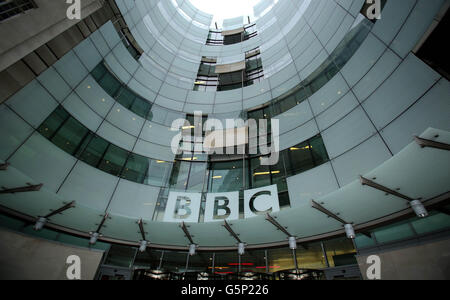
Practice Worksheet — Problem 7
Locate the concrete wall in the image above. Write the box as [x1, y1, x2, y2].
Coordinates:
[0, 228, 104, 280]
[357, 238, 450, 280]
[0, 0, 103, 71]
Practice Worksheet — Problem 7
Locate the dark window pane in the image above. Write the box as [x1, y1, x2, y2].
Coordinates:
[310, 135, 329, 165]
[38, 106, 69, 139]
[285, 141, 315, 175]
[91, 63, 107, 81]
[98, 72, 121, 96]
[278, 191, 291, 208]
[250, 157, 271, 188]
[116, 87, 135, 109]
[98, 144, 128, 176]
[51, 117, 88, 155]
[130, 97, 151, 118]
[78, 135, 109, 167]
[169, 160, 191, 191]
[121, 153, 149, 184]
[208, 160, 245, 192]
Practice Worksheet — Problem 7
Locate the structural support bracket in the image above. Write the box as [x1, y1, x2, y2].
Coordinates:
[265, 213, 292, 237]
[138, 218, 147, 241]
[181, 222, 195, 245]
[414, 136, 450, 151]
[0, 183, 43, 194]
[311, 200, 348, 225]
[94, 213, 109, 233]
[0, 163, 9, 170]
[360, 176, 413, 202]
[45, 201, 75, 218]
[223, 220, 242, 243]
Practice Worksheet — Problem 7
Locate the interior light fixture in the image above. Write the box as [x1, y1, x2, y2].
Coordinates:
[410, 200, 428, 218]
[33, 217, 47, 231]
[238, 243, 245, 256]
[344, 224, 356, 239]
[139, 240, 148, 252]
[89, 232, 100, 245]
[189, 244, 197, 256]
[288, 236, 297, 250]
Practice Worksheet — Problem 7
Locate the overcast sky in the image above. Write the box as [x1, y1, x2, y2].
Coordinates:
[189, 0, 261, 26]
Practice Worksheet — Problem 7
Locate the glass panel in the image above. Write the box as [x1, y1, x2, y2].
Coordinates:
[104, 245, 136, 268]
[208, 160, 245, 192]
[410, 213, 450, 235]
[323, 237, 357, 267]
[250, 157, 271, 188]
[51, 117, 88, 155]
[98, 144, 129, 176]
[78, 134, 109, 167]
[98, 72, 121, 97]
[169, 160, 191, 191]
[116, 87, 135, 109]
[146, 160, 172, 187]
[38, 106, 69, 139]
[285, 141, 315, 176]
[187, 162, 207, 192]
[310, 135, 329, 165]
[130, 97, 151, 119]
[91, 63, 107, 81]
[373, 222, 415, 244]
[121, 153, 149, 184]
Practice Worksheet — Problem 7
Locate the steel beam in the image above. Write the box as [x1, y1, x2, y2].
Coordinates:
[223, 220, 242, 243]
[181, 222, 194, 244]
[265, 213, 292, 236]
[311, 200, 348, 224]
[45, 201, 75, 218]
[360, 176, 413, 202]
[414, 136, 450, 151]
[138, 218, 147, 241]
[0, 183, 43, 194]
[95, 213, 109, 233]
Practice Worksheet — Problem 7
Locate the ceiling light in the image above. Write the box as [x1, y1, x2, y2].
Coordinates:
[89, 232, 100, 245]
[34, 217, 47, 231]
[189, 244, 197, 256]
[410, 200, 428, 218]
[238, 243, 245, 256]
[139, 240, 148, 252]
[344, 224, 356, 239]
[288, 236, 297, 250]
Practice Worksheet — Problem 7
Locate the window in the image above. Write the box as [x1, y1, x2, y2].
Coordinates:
[38, 107, 330, 219]
[194, 48, 264, 92]
[0, 0, 37, 22]
[415, 8, 449, 80]
[206, 24, 258, 46]
[91, 62, 153, 120]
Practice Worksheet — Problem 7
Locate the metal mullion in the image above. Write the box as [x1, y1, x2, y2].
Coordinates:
[96, 143, 112, 169]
